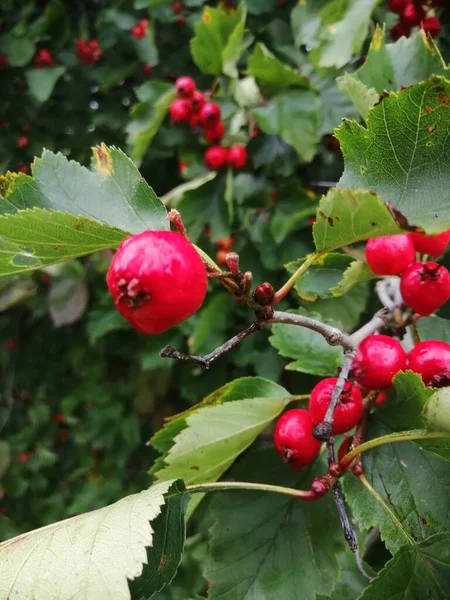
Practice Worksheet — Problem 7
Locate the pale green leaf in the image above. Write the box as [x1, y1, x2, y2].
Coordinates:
[336, 73, 379, 121]
[26, 66, 66, 103]
[330, 259, 377, 297]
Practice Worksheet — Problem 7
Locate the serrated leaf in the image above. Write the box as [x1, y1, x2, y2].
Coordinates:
[252, 90, 320, 162]
[1, 145, 168, 233]
[357, 533, 450, 600]
[337, 76, 450, 234]
[357, 27, 448, 94]
[313, 188, 401, 253]
[205, 450, 344, 600]
[336, 73, 379, 121]
[26, 66, 66, 103]
[0, 209, 126, 279]
[417, 315, 450, 344]
[330, 259, 376, 297]
[247, 42, 309, 97]
[269, 309, 344, 376]
[286, 253, 354, 301]
[0, 480, 185, 600]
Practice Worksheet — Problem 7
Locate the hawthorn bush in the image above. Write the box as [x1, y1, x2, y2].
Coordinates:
[1, 0, 450, 599]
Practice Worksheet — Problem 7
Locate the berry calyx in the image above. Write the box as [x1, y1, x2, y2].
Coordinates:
[400, 262, 450, 316]
[352, 335, 408, 389]
[199, 102, 221, 126]
[402, 3, 425, 26]
[310, 477, 328, 498]
[175, 76, 196, 98]
[421, 17, 441, 38]
[204, 146, 229, 170]
[309, 378, 364, 434]
[254, 282, 275, 305]
[273, 409, 321, 469]
[107, 230, 207, 335]
[204, 121, 226, 144]
[329, 462, 342, 477]
[408, 341, 450, 386]
[410, 228, 450, 257]
[365, 233, 415, 275]
[228, 145, 248, 170]
[169, 98, 192, 123]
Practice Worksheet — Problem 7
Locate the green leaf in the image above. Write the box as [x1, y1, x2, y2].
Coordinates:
[247, 42, 309, 97]
[87, 308, 130, 344]
[26, 66, 66, 103]
[304, 283, 370, 332]
[222, 5, 252, 80]
[317, 550, 374, 600]
[286, 253, 354, 301]
[357, 533, 450, 600]
[133, 22, 159, 66]
[313, 188, 400, 254]
[336, 73, 379, 121]
[0, 33, 35, 66]
[337, 76, 450, 234]
[0, 480, 185, 600]
[0, 209, 126, 279]
[329, 259, 376, 297]
[417, 315, 450, 344]
[127, 82, 176, 164]
[0, 441, 10, 479]
[357, 27, 448, 94]
[315, 75, 361, 136]
[1, 145, 168, 233]
[252, 90, 320, 162]
[205, 450, 345, 600]
[269, 309, 344, 376]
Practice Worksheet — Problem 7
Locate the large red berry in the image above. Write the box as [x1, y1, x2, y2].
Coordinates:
[273, 409, 321, 469]
[107, 230, 207, 335]
[204, 146, 229, 170]
[411, 229, 450, 256]
[204, 121, 225, 144]
[352, 335, 407, 389]
[400, 262, 450, 316]
[309, 378, 364, 434]
[228, 145, 248, 170]
[169, 98, 192, 123]
[175, 76, 196, 98]
[199, 102, 221, 126]
[365, 234, 415, 275]
[402, 3, 425, 26]
[388, 0, 410, 14]
[408, 341, 450, 386]
[421, 17, 441, 38]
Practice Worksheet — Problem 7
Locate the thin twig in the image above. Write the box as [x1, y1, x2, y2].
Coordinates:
[332, 481, 358, 552]
[348, 308, 389, 346]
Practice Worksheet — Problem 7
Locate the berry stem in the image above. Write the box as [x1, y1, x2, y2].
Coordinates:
[185, 480, 314, 500]
[331, 481, 358, 552]
[270, 253, 322, 306]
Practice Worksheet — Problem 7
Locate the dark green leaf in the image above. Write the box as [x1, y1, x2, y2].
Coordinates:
[330, 260, 377, 297]
[26, 67, 66, 103]
[188, 294, 234, 355]
[286, 253, 354, 300]
[417, 315, 450, 344]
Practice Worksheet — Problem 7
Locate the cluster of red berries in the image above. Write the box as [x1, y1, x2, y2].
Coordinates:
[131, 18, 149, 39]
[76, 39, 103, 65]
[366, 229, 450, 316]
[33, 49, 53, 69]
[389, 0, 443, 40]
[169, 76, 248, 171]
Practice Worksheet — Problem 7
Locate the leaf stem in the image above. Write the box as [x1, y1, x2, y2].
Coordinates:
[343, 430, 450, 463]
[270, 253, 320, 306]
[185, 481, 315, 500]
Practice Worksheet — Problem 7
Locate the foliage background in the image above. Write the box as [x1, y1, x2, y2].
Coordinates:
[1, 0, 450, 598]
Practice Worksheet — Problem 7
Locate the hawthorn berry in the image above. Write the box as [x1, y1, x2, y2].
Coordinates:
[254, 282, 275, 305]
[107, 230, 207, 335]
[142, 64, 153, 76]
[352, 463, 364, 477]
[18, 164, 28, 174]
[76, 39, 102, 64]
[216, 236, 233, 252]
[411, 229, 450, 256]
[309, 378, 364, 434]
[365, 233, 415, 275]
[400, 262, 450, 316]
[408, 341, 450, 386]
[178, 160, 188, 174]
[204, 146, 228, 170]
[199, 102, 221, 126]
[228, 145, 248, 170]
[191, 91, 206, 111]
[18, 452, 29, 463]
[177, 16, 186, 27]
[34, 49, 53, 69]
[3, 339, 16, 351]
[352, 335, 408, 389]
[189, 113, 202, 129]
[402, 3, 425, 25]
[375, 391, 388, 406]
[175, 76, 196, 98]
[172, 1, 183, 14]
[216, 250, 229, 265]
[17, 136, 29, 149]
[388, 0, 410, 13]
[390, 20, 411, 41]
[421, 17, 441, 38]
[273, 409, 321, 469]
[204, 121, 225, 144]
[169, 98, 192, 123]
[0, 53, 7, 69]
[131, 19, 148, 39]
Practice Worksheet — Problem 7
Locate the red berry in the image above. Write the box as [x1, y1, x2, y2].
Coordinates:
[204, 121, 225, 144]
[177, 16, 186, 27]
[138, 19, 149, 28]
[403, 3, 425, 25]
[254, 282, 275, 305]
[390, 20, 411, 41]
[216, 236, 233, 251]
[53, 414, 66, 425]
[131, 24, 146, 39]
[352, 335, 408, 389]
[421, 17, 441, 38]
[107, 231, 207, 335]
[34, 49, 53, 69]
[3, 339, 16, 351]
[17, 136, 28, 149]
[172, 1, 183, 14]
[310, 477, 328, 497]
[352, 463, 364, 477]
[0, 53, 7, 69]
[309, 378, 364, 434]
[169, 98, 192, 123]
[216, 250, 228, 265]
[388, 0, 410, 14]
[191, 91, 206, 111]
[228, 145, 248, 170]
[329, 462, 342, 477]
[204, 146, 229, 170]
[365, 234, 415, 275]
[175, 76, 196, 98]
[375, 391, 388, 406]
[199, 102, 221, 126]
[142, 64, 153, 75]
[18, 164, 28, 174]
[400, 262, 450, 316]
[273, 409, 322, 469]
[411, 229, 450, 256]
[408, 341, 450, 385]
[338, 437, 353, 465]
[178, 160, 188, 174]
[18, 452, 29, 463]
[189, 113, 202, 128]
